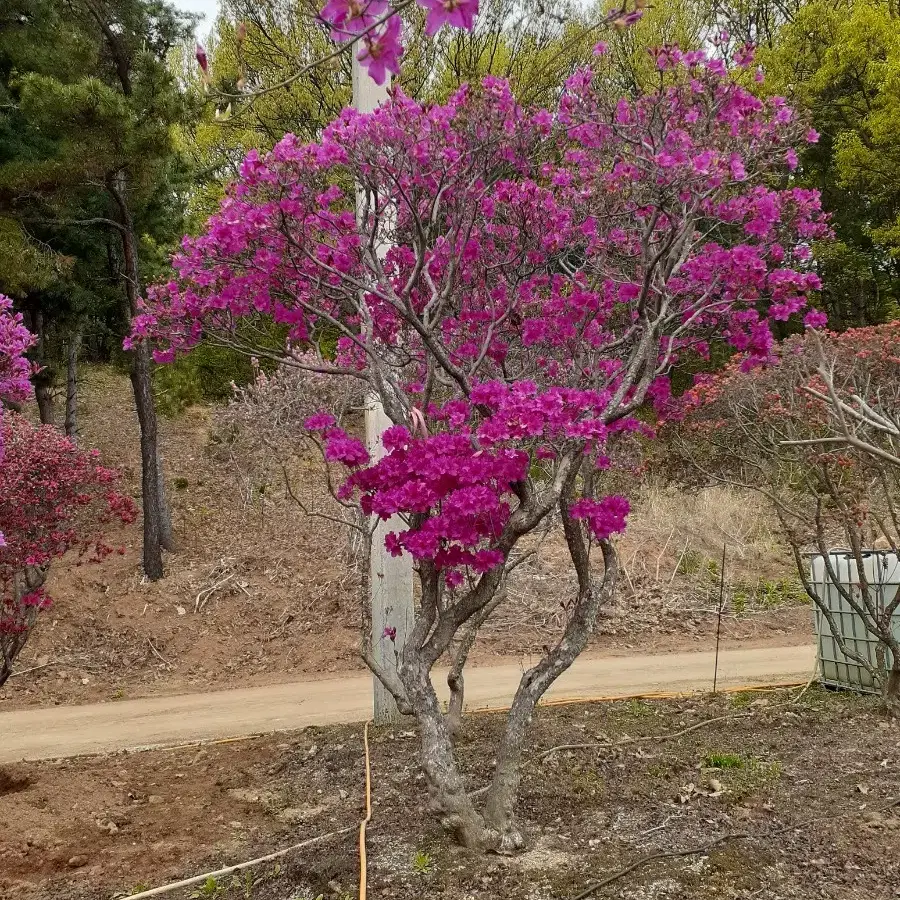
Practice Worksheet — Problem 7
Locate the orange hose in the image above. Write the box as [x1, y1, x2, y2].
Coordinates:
[468, 680, 807, 716]
[358, 720, 372, 900]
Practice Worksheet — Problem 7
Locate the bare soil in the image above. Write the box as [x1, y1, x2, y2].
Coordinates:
[1, 687, 898, 900]
[2, 368, 812, 711]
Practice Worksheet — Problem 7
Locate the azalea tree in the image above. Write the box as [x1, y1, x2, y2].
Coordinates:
[133, 49, 827, 850]
[668, 323, 900, 706]
[0, 295, 136, 686]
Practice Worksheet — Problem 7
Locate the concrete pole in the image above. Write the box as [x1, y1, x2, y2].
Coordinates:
[352, 54, 415, 725]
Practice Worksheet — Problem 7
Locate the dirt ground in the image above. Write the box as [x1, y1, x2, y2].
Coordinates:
[2, 368, 813, 711]
[1, 686, 898, 900]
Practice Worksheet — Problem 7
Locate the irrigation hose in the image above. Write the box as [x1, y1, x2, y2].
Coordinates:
[359, 720, 373, 900]
[123, 826, 354, 899]
[468, 679, 807, 716]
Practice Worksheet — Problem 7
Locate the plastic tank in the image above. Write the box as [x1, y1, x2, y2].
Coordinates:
[810, 551, 900, 693]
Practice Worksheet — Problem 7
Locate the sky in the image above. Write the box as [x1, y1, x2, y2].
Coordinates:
[178, 0, 221, 39]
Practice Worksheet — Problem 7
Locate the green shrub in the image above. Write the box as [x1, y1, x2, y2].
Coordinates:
[730, 577, 808, 614]
[676, 549, 720, 579]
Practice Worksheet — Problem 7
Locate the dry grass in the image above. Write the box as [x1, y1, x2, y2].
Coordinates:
[619, 483, 786, 586]
[488, 483, 803, 649]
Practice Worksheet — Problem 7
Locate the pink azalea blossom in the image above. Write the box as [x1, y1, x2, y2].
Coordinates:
[0, 294, 35, 544]
[304, 412, 337, 430]
[803, 308, 828, 328]
[418, 0, 479, 37]
[1, 412, 135, 678]
[0, 295, 33, 410]
[321, 0, 388, 40]
[356, 13, 402, 84]
[734, 42, 756, 68]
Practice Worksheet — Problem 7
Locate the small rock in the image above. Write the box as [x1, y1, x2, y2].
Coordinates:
[856, 783, 870, 795]
[708, 777, 725, 794]
[147, 795, 163, 805]
[749, 698, 770, 708]
[175, 605, 187, 616]
[339, 789, 348, 801]
[67, 855, 88, 868]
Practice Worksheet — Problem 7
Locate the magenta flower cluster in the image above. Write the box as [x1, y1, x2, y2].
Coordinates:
[0, 293, 35, 547]
[320, 0, 479, 84]
[305, 379, 647, 573]
[132, 50, 830, 582]
[0, 295, 33, 415]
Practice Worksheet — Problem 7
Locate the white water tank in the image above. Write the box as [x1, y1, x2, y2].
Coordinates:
[810, 551, 900, 693]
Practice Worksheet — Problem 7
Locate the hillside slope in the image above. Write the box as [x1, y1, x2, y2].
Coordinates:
[2, 368, 811, 709]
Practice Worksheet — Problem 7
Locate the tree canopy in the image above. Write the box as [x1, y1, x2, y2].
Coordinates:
[761, 0, 900, 326]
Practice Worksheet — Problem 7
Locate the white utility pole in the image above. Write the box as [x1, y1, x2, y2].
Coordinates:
[352, 54, 415, 725]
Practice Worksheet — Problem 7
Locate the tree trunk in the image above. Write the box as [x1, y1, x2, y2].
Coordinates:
[34, 378, 55, 427]
[64, 328, 81, 439]
[31, 308, 55, 426]
[447, 586, 507, 740]
[156, 449, 174, 551]
[885, 652, 900, 717]
[130, 343, 165, 580]
[391, 533, 617, 853]
[482, 532, 618, 851]
[108, 171, 170, 580]
[0, 567, 48, 688]
[402, 660, 490, 849]
[446, 664, 465, 741]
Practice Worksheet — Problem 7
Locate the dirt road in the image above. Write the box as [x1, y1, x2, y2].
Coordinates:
[0, 644, 815, 763]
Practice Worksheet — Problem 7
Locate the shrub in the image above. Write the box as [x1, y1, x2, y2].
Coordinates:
[0, 413, 135, 686]
[670, 323, 900, 706]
